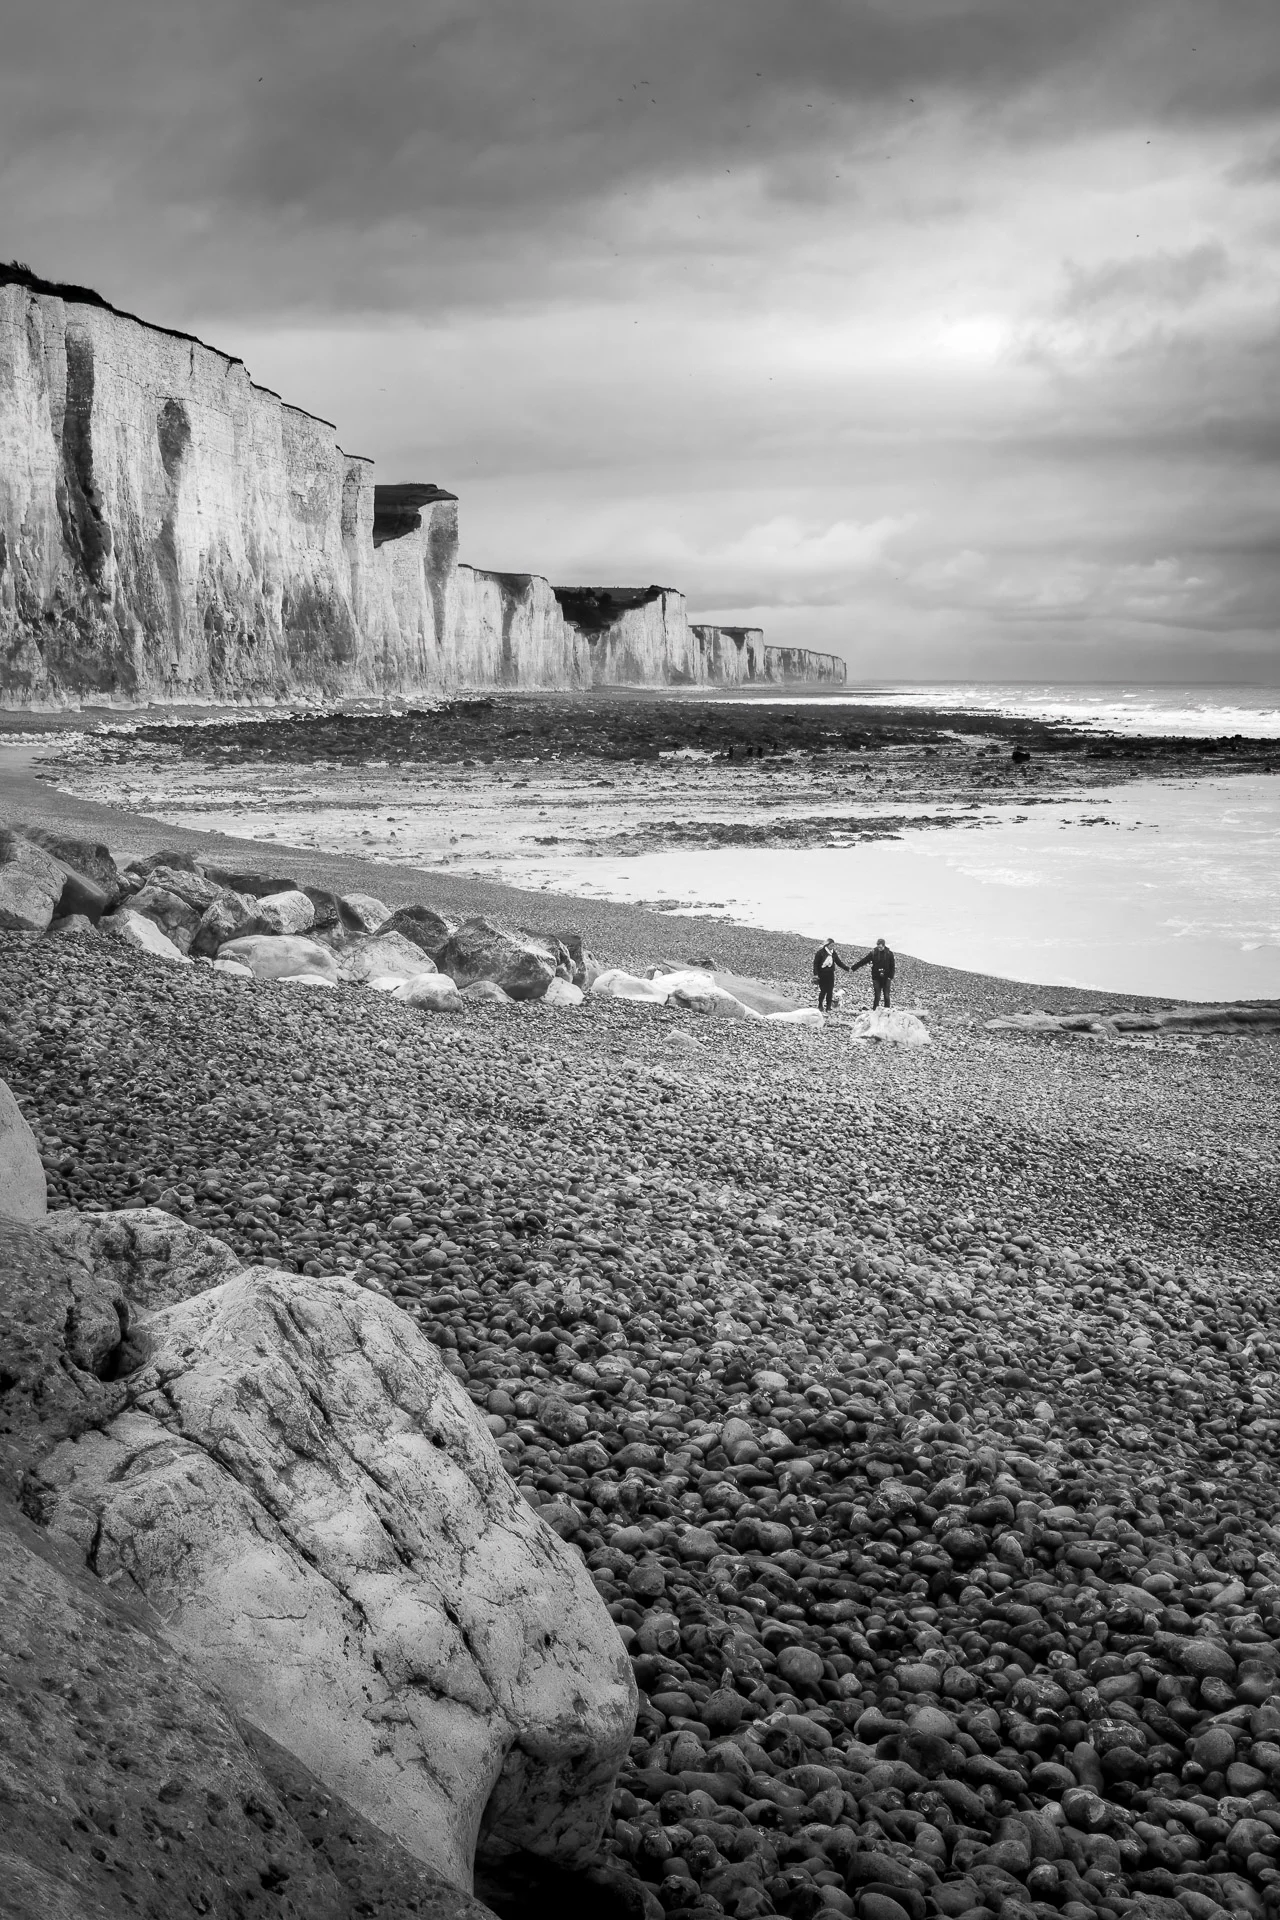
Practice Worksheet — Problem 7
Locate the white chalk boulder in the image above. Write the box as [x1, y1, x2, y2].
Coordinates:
[851, 1009, 931, 1048]
[0, 1079, 46, 1220]
[590, 969, 670, 1003]
[340, 892, 390, 934]
[33, 1271, 635, 1894]
[712, 971, 807, 1017]
[216, 935, 340, 983]
[342, 932, 440, 984]
[39, 1206, 243, 1312]
[461, 980, 514, 1005]
[391, 973, 463, 1012]
[541, 978, 584, 1008]
[252, 889, 317, 936]
[105, 908, 193, 965]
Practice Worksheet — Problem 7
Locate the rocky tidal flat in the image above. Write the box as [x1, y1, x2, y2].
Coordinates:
[2, 818, 1279, 1920]
[25, 692, 1279, 885]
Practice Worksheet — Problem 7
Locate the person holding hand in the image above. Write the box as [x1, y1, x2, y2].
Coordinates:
[852, 937, 895, 1008]
[812, 937, 849, 1013]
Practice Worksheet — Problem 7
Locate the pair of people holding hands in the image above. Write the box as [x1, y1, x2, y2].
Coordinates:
[812, 936, 895, 1014]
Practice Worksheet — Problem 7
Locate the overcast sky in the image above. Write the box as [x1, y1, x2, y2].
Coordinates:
[5, 0, 1278, 680]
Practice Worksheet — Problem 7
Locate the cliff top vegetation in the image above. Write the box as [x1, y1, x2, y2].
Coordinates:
[1, 260, 113, 309]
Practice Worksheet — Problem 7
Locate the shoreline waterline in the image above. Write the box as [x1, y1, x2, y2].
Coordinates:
[5, 682, 1278, 1004]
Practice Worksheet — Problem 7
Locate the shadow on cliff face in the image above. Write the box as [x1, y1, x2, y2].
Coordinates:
[475, 1852, 646, 1920]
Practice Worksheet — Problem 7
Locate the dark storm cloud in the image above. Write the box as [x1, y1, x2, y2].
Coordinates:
[2, 0, 1277, 674]
[3, 0, 1278, 318]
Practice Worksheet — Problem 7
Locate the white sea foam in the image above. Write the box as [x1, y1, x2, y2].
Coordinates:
[706, 681, 1280, 740]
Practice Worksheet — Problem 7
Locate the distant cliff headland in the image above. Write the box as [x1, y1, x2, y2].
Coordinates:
[0, 266, 844, 707]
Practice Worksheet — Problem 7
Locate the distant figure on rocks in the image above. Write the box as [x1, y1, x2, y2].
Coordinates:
[852, 937, 895, 1008]
[812, 937, 849, 1013]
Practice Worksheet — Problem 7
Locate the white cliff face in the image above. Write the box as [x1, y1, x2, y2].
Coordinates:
[0, 281, 844, 703]
[0, 285, 369, 703]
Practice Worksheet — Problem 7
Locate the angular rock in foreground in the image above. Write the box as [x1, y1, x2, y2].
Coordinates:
[32, 1269, 637, 1894]
[0, 1501, 496, 1920]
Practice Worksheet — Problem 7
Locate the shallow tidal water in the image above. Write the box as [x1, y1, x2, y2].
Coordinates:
[499, 776, 1280, 1001]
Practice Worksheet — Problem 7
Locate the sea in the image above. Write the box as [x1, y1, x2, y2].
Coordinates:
[709, 681, 1280, 741]
[506, 683, 1280, 1001]
[42, 680, 1280, 1003]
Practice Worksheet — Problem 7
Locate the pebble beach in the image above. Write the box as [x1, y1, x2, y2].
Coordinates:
[3, 722, 1280, 1920]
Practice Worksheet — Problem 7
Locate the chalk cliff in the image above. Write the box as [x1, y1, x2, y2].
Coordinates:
[0, 276, 845, 704]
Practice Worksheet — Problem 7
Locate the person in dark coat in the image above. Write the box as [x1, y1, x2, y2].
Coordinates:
[811, 937, 849, 1013]
[852, 937, 895, 1008]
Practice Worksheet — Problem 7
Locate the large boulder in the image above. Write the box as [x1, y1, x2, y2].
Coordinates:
[551, 932, 601, 991]
[392, 974, 463, 1012]
[0, 1215, 129, 1485]
[216, 935, 340, 983]
[18, 829, 124, 919]
[303, 886, 350, 939]
[343, 931, 441, 984]
[39, 1207, 242, 1313]
[127, 883, 203, 950]
[0, 831, 63, 932]
[254, 889, 317, 936]
[461, 980, 513, 1004]
[341, 892, 390, 934]
[137, 864, 226, 915]
[103, 908, 192, 965]
[651, 969, 757, 1018]
[542, 978, 584, 1008]
[31, 1270, 636, 1894]
[201, 862, 301, 899]
[711, 970, 807, 1017]
[381, 904, 455, 960]
[121, 848, 203, 885]
[437, 919, 557, 1002]
[851, 1008, 931, 1047]
[0, 1079, 46, 1221]
[191, 887, 259, 955]
[1, 1504, 493, 1920]
[590, 969, 669, 1003]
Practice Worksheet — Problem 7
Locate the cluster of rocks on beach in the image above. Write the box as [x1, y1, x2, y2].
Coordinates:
[2, 818, 1279, 1920]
